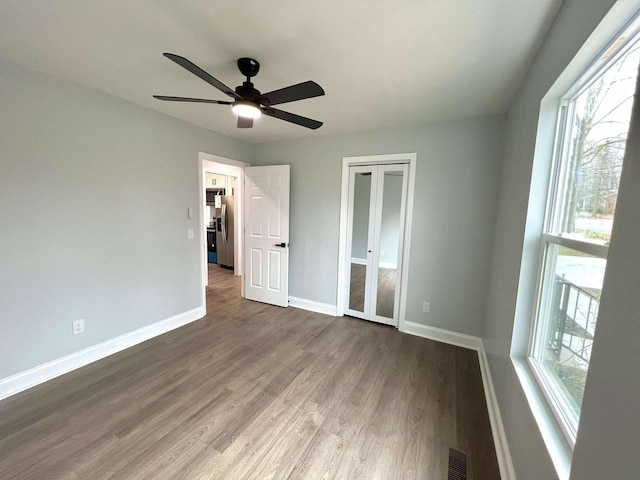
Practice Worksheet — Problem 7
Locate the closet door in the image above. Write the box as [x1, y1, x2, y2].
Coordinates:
[345, 166, 376, 320]
[345, 164, 408, 325]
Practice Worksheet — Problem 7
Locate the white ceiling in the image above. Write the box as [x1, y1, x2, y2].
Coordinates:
[0, 0, 563, 144]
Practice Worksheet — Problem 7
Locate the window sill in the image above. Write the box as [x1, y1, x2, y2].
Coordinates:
[511, 357, 573, 480]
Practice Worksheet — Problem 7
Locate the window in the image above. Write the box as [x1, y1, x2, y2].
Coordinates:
[528, 28, 640, 442]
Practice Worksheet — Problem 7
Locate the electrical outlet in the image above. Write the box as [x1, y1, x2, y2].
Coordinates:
[380, 250, 385, 256]
[187, 228, 195, 240]
[72, 319, 85, 335]
[422, 302, 431, 313]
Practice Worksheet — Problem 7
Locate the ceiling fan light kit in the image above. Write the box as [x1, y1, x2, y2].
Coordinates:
[232, 100, 262, 119]
[154, 53, 325, 129]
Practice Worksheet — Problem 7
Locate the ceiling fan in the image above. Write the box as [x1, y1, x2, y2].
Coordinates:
[154, 53, 325, 129]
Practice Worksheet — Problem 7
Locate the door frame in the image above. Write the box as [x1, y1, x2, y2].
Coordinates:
[198, 152, 249, 311]
[336, 153, 417, 330]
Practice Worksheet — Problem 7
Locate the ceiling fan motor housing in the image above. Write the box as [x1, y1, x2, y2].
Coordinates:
[235, 81, 261, 101]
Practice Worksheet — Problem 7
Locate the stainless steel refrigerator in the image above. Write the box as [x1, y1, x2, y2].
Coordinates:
[216, 196, 235, 268]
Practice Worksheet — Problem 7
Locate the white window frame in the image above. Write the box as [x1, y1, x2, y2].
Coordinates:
[526, 17, 640, 446]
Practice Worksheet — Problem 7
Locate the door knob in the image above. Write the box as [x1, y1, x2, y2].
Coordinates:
[274, 242, 289, 248]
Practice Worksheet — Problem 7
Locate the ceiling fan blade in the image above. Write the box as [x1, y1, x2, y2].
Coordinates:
[262, 107, 323, 130]
[163, 53, 240, 99]
[153, 95, 232, 105]
[237, 116, 253, 128]
[260, 81, 325, 106]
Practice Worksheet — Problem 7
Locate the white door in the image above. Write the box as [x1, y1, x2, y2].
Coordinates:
[243, 165, 290, 307]
[344, 164, 409, 325]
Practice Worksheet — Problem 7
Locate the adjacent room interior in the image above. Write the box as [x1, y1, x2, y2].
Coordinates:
[2, 1, 640, 479]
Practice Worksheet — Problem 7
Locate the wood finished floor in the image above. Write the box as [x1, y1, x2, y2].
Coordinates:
[0, 265, 500, 479]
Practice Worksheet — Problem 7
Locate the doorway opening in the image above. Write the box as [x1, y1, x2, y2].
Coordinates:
[337, 153, 416, 329]
[199, 152, 249, 312]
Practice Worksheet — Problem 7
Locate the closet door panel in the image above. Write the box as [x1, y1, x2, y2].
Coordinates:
[375, 166, 408, 321]
[346, 169, 374, 317]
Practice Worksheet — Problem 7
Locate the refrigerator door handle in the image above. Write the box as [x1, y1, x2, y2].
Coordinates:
[221, 204, 227, 242]
[225, 204, 229, 242]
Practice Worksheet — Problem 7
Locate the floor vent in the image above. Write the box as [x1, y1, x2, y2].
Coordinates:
[448, 448, 469, 480]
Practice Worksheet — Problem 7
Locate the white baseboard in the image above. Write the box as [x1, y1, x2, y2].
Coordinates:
[288, 296, 337, 316]
[400, 320, 515, 479]
[477, 345, 517, 480]
[350, 257, 366, 265]
[0, 306, 205, 401]
[400, 320, 483, 350]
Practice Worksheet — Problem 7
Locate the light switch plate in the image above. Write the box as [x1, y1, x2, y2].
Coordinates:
[187, 206, 194, 219]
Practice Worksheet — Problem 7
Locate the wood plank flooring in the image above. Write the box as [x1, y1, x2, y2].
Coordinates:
[0, 265, 500, 479]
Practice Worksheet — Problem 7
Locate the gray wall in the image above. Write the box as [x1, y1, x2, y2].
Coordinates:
[482, 0, 640, 478]
[0, 59, 252, 378]
[253, 115, 505, 337]
[0, 56, 504, 379]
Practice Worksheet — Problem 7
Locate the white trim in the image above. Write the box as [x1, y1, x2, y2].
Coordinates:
[400, 321, 516, 480]
[400, 320, 483, 350]
[0, 307, 205, 401]
[198, 152, 249, 304]
[398, 158, 416, 332]
[527, 355, 578, 445]
[337, 160, 351, 316]
[513, 358, 572, 480]
[288, 296, 337, 316]
[342, 153, 417, 164]
[350, 257, 367, 265]
[542, 233, 609, 258]
[478, 346, 518, 480]
[199, 158, 206, 296]
[199, 151, 249, 168]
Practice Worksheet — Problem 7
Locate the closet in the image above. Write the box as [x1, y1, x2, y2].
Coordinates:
[344, 163, 409, 325]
